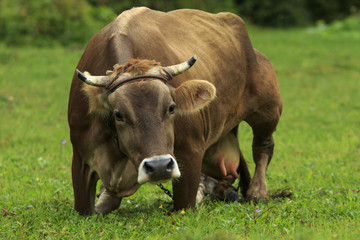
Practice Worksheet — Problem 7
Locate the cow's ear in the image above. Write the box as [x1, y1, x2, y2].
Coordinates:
[82, 72, 111, 117]
[174, 80, 216, 113]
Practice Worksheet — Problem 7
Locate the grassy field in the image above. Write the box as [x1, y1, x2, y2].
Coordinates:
[1, 26, 359, 239]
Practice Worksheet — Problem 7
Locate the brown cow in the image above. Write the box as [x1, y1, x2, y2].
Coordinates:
[68, 7, 282, 215]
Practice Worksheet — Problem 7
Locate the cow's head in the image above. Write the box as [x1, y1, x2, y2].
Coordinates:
[76, 56, 216, 185]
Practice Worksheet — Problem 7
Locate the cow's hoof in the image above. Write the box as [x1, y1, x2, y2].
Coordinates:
[246, 193, 268, 204]
[246, 182, 268, 204]
[224, 189, 239, 202]
[210, 179, 239, 202]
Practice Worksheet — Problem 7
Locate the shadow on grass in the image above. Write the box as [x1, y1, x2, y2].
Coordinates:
[110, 188, 294, 218]
[269, 188, 293, 199]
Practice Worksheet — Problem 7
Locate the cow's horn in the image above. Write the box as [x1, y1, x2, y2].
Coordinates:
[163, 54, 197, 76]
[76, 69, 111, 87]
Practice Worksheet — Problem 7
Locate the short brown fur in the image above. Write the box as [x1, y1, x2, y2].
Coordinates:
[68, 7, 282, 215]
[112, 59, 161, 76]
[82, 59, 162, 116]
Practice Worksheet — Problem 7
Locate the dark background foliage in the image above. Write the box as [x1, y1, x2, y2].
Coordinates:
[0, 0, 359, 46]
[236, 0, 359, 27]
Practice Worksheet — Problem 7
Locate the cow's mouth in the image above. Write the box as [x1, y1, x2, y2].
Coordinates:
[137, 154, 181, 184]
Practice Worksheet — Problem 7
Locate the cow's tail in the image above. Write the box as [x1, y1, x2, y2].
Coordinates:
[237, 150, 251, 197]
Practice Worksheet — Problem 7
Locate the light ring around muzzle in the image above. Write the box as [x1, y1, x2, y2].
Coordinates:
[138, 154, 181, 184]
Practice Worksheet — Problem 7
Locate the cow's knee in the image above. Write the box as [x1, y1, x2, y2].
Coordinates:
[95, 185, 122, 215]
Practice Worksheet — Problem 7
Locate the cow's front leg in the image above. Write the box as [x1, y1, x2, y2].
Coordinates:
[72, 151, 98, 215]
[246, 131, 275, 203]
[172, 151, 203, 210]
[95, 185, 122, 215]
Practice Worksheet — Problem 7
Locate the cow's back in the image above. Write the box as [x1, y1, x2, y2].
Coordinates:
[69, 7, 263, 151]
[68, 8, 282, 214]
[115, 8, 257, 85]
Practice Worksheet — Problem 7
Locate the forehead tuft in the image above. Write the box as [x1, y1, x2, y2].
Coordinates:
[113, 59, 161, 76]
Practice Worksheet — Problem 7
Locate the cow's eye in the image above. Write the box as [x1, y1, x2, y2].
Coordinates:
[114, 111, 124, 122]
[169, 104, 176, 115]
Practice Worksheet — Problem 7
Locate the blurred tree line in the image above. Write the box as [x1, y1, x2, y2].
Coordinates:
[0, 0, 359, 46]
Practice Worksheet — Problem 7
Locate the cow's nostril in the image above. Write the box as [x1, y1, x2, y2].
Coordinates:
[166, 159, 174, 172]
[144, 162, 154, 175]
[138, 155, 180, 184]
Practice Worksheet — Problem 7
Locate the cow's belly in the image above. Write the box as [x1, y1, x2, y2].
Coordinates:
[202, 132, 240, 180]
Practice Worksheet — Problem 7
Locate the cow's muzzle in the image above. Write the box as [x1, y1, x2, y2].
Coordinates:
[138, 155, 181, 184]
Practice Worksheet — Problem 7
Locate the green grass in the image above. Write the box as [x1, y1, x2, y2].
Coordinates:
[1, 27, 360, 239]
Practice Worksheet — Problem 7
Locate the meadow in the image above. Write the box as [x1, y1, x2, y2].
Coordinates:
[0, 26, 359, 239]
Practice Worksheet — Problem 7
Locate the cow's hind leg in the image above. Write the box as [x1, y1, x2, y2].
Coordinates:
[210, 178, 239, 202]
[198, 127, 251, 203]
[72, 151, 98, 215]
[246, 117, 279, 203]
[237, 149, 251, 197]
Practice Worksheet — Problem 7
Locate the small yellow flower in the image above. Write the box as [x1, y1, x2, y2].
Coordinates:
[159, 204, 163, 209]
[180, 210, 185, 215]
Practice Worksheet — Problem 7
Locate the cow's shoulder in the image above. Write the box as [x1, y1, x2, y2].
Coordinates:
[216, 11, 246, 26]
